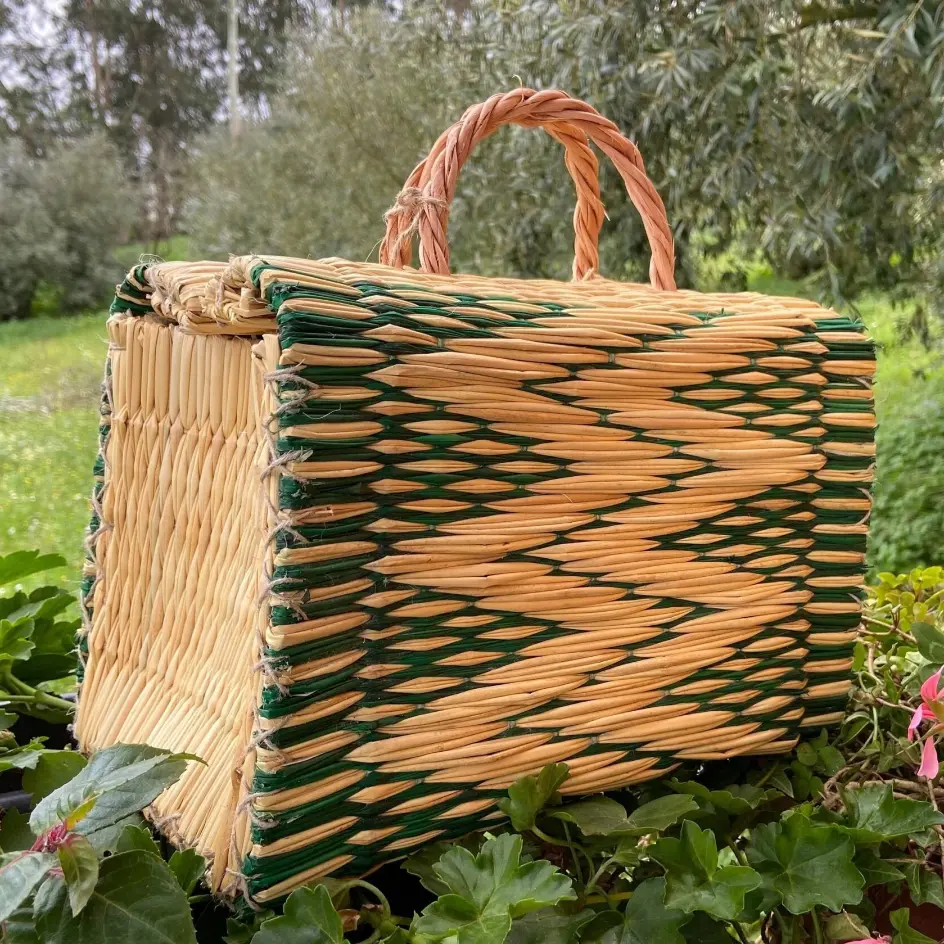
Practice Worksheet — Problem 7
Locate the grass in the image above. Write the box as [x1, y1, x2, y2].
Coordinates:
[0, 313, 108, 591]
[1, 256, 942, 593]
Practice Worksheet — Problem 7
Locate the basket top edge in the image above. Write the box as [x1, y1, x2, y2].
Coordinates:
[110, 255, 848, 338]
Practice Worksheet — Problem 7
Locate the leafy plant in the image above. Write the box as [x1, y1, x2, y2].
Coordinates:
[4, 561, 944, 944]
[0, 550, 78, 721]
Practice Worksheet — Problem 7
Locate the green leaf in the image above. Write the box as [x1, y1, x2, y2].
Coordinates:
[34, 850, 197, 944]
[911, 622, 944, 664]
[498, 763, 569, 832]
[404, 841, 454, 896]
[890, 907, 936, 944]
[168, 848, 206, 895]
[223, 910, 275, 944]
[57, 834, 99, 916]
[22, 751, 87, 804]
[746, 814, 864, 914]
[855, 849, 905, 887]
[115, 823, 162, 857]
[549, 797, 628, 835]
[30, 743, 196, 835]
[0, 552, 66, 589]
[816, 745, 846, 776]
[599, 878, 687, 944]
[84, 813, 146, 853]
[649, 821, 760, 920]
[1, 906, 40, 943]
[0, 852, 56, 923]
[840, 783, 944, 843]
[0, 616, 35, 664]
[506, 907, 594, 944]
[624, 795, 699, 834]
[796, 742, 819, 766]
[415, 833, 575, 943]
[0, 809, 36, 853]
[823, 911, 871, 942]
[0, 709, 17, 731]
[550, 793, 697, 838]
[679, 913, 732, 944]
[668, 780, 769, 815]
[902, 862, 944, 909]
[251, 885, 346, 944]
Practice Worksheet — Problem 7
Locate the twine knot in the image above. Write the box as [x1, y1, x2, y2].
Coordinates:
[383, 186, 449, 260]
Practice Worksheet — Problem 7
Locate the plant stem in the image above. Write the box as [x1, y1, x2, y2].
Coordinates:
[0, 671, 75, 713]
[345, 879, 392, 916]
[729, 921, 751, 944]
[811, 908, 825, 944]
[726, 840, 750, 867]
[583, 856, 616, 898]
[560, 821, 586, 887]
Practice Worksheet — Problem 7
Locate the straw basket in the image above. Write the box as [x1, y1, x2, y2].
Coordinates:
[74, 88, 876, 904]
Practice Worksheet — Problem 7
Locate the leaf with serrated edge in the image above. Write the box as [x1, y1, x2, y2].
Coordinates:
[34, 850, 197, 944]
[746, 814, 864, 914]
[0, 852, 56, 923]
[499, 763, 569, 832]
[600, 878, 686, 944]
[840, 783, 944, 843]
[31, 744, 197, 835]
[650, 822, 760, 920]
[506, 907, 594, 944]
[415, 833, 575, 943]
[251, 885, 346, 944]
[168, 848, 206, 896]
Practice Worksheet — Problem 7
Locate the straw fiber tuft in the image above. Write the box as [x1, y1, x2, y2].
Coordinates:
[75, 89, 874, 904]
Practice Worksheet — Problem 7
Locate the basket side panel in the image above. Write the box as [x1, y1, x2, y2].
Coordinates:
[237, 260, 874, 902]
[75, 313, 267, 886]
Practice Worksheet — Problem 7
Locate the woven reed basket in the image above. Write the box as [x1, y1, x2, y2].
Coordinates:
[74, 89, 876, 904]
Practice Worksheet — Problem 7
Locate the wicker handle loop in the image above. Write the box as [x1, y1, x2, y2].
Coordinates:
[379, 88, 676, 290]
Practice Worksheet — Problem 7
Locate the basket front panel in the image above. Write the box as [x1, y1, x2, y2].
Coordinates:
[243, 263, 874, 902]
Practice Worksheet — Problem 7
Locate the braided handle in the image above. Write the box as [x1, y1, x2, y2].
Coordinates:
[383, 121, 605, 280]
[379, 88, 676, 290]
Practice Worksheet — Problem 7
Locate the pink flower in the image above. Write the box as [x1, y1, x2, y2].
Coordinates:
[909, 669, 944, 779]
[848, 938, 890, 944]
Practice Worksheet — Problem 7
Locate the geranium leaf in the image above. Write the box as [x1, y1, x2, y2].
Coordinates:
[679, 913, 732, 944]
[889, 907, 936, 944]
[840, 783, 944, 842]
[823, 911, 871, 942]
[549, 797, 628, 835]
[404, 841, 455, 896]
[902, 862, 944, 909]
[855, 849, 905, 887]
[0, 552, 66, 588]
[0, 852, 56, 923]
[415, 833, 575, 943]
[167, 848, 206, 895]
[34, 851, 197, 943]
[499, 763, 569, 832]
[746, 814, 864, 913]
[624, 795, 699, 834]
[598, 878, 687, 944]
[252, 884, 346, 944]
[912, 622, 944, 664]
[57, 834, 98, 916]
[506, 908, 594, 944]
[650, 821, 760, 920]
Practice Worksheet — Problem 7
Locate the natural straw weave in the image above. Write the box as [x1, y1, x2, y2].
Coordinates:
[75, 88, 875, 905]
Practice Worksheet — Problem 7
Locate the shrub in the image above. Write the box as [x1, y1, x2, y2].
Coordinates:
[869, 383, 944, 574]
[0, 134, 137, 321]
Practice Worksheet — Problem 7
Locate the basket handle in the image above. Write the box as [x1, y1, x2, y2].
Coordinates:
[379, 88, 676, 290]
